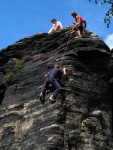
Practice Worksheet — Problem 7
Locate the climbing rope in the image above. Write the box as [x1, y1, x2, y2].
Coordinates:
[60, 29, 74, 67]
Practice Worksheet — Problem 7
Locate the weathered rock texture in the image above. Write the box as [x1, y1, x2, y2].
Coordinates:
[0, 28, 113, 150]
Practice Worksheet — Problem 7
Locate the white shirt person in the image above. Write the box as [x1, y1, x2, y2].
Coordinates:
[48, 19, 62, 34]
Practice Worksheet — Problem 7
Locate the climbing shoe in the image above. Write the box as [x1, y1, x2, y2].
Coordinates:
[75, 36, 82, 39]
[49, 95, 56, 102]
[39, 93, 45, 101]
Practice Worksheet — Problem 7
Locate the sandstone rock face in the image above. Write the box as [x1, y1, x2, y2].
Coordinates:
[0, 28, 113, 150]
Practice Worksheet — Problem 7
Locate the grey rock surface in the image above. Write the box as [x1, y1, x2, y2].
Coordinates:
[0, 28, 113, 150]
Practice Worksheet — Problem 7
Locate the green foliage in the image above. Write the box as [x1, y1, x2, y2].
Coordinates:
[89, 0, 113, 27]
[14, 60, 23, 71]
[4, 72, 14, 84]
[4, 55, 32, 84]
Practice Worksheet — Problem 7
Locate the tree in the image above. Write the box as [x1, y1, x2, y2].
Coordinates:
[89, 0, 113, 27]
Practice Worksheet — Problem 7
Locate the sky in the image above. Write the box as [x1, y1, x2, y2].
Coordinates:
[0, 0, 113, 50]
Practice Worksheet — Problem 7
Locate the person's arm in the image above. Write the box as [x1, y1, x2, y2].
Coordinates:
[72, 16, 80, 29]
[63, 68, 66, 75]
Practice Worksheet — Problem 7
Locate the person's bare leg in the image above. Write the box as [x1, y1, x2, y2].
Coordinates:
[77, 30, 82, 37]
[82, 30, 86, 36]
[56, 25, 61, 31]
[48, 28, 55, 34]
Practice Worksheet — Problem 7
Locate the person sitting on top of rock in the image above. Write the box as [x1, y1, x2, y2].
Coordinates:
[48, 19, 62, 34]
[71, 11, 86, 38]
[40, 64, 66, 102]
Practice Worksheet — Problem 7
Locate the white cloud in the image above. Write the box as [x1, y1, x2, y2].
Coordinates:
[104, 34, 113, 50]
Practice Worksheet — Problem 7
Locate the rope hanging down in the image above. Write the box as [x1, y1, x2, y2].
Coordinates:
[60, 29, 73, 67]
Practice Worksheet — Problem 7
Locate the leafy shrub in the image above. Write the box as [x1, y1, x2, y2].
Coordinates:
[22, 55, 33, 63]
[14, 60, 23, 71]
[4, 72, 14, 83]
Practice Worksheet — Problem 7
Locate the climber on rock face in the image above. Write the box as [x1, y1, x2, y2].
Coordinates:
[48, 19, 62, 34]
[71, 11, 86, 38]
[40, 64, 66, 102]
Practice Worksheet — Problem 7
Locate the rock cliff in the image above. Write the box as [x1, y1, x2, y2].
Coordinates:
[0, 27, 113, 150]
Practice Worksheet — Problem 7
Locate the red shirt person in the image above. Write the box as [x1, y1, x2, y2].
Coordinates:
[71, 11, 86, 38]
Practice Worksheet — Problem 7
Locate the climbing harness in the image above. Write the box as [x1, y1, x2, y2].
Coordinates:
[60, 28, 74, 67]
